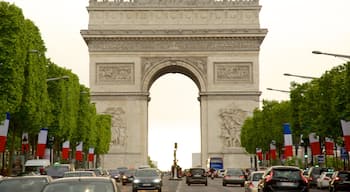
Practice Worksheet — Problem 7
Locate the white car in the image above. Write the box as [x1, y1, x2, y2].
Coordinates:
[244, 171, 264, 192]
[316, 171, 333, 189]
[217, 169, 225, 178]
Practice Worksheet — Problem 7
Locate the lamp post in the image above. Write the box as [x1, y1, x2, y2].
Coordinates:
[283, 73, 317, 80]
[45, 75, 69, 164]
[46, 76, 69, 82]
[266, 88, 290, 93]
[312, 51, 350, 59]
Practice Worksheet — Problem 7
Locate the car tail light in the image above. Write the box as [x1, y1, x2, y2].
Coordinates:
[300, 172, 308, 184]
[334, 177, 340, 181]
[239, 175, 245, 179]
[265, 175, 273, 183]
[324, 177, 330, 181]
[249, 182, 255, 188]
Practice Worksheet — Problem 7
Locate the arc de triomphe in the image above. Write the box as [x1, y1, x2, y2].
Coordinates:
[81, 0, 267, 169]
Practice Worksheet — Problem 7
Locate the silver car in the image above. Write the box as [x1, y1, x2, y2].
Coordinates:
[223, 168, 247, 187]
[0, 175, 52, 192]
[41, 176, 120, 192]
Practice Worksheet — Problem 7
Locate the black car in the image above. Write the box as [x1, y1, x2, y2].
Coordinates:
[258, 166, 309, 192]
[132, 168, 162, 192]
[121, 169, 135, 185]
[186, 168, 208, 186]
[329, 170, 350, 192]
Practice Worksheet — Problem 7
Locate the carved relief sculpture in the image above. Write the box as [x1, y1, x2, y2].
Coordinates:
[215, 62, 252, 83]
[97, 63, 134, 84]
[104, 107, 127, 146]
[219, 106, 247, 148]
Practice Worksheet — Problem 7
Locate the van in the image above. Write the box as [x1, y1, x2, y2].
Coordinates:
[24, 159, 50, 175]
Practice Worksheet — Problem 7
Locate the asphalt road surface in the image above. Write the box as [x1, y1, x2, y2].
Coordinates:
[118, 176, 328, 192]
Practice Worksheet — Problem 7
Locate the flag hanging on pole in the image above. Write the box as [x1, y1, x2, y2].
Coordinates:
[341, 120, 350, 152]
[62, 141, 70, 160]
[325, 137, 334, 155]
[256, 148, 262, 161]
[270, 140, 277, 160]
[22, 132, 29, 153]
[76, 142, 83, 161]
[88, 147, 94, 162]
[309, 133, 321, 155]
[0, 112, 10, 152]
[36, 128, 48, 157]
[283, 123, 293, 158]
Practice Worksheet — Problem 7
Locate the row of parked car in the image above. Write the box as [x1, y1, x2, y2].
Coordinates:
[304, 166, 350, 192]
[184, 165, 350, 192]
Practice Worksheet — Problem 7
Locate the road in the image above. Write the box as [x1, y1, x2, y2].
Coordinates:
[118, 176, 328, 192]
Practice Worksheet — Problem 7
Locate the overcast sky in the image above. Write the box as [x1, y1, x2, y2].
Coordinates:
[5, 0, 350, 170]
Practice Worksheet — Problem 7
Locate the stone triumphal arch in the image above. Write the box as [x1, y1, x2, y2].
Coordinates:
[81, 0, 267, 169]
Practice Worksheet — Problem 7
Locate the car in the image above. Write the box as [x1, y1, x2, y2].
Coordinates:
[121, 169, 136, 185]
[217, 169, 226, 178]
[258, 165, 309, 192]
[186, 168, 208, 186]
[63, 170, 96, 177]
[307, 166, 333, 187]
[86, 168, 104, 176]
[0, 175, 52, 192]
[316, 171, 333, 189]
[223, 168, 247, 187]
[109, 169, 122, 182]
[41, 176, 121, 192]
[244, 171, 264, 192]
[132, 168, 162, 192]
[329, 170, 350, 192]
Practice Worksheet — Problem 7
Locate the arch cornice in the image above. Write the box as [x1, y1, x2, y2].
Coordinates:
[141, 57, 207, 92]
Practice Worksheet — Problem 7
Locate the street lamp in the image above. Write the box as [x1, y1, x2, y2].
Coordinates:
[283, 73, 317, 80]
[312, 51, 350, 59]
[266, 88, 290, 93]
[46, 75, 69, 82]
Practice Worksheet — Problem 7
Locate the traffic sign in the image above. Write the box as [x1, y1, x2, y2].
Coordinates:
[317, 155, 324, 163]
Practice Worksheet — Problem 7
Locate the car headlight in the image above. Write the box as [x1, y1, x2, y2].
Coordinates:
[133, 179, 140, 183]
[114, 176, 119, 178]
[153, 179, 161, 183]
[122, 175, 127, 179]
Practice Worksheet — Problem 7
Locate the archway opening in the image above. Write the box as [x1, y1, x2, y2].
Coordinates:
[148, 73, 200, 171]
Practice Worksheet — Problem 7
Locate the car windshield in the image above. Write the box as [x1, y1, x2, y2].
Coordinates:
[42, 181, 114, 192]
[191, 169, 204, 175]
[338, 172, 350, 181]
[252, 173, 263, 181]
[64, 171, 95, 177]
[227, 169, 243, 175]
[273, 169, 301, 180]
[135, 170, 158, 177]
[0, 178, 48, 192]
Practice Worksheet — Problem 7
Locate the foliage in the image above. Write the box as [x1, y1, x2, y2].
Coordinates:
[0, 3, 113, 172]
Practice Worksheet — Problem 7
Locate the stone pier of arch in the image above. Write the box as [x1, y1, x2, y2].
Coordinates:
[81, 0, 267, 169]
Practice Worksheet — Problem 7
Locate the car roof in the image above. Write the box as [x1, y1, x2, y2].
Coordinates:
[270, 166, 301, 170]
[51, 176, 113, 183]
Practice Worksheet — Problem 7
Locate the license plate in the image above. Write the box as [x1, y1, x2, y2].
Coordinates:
[279, 182, 297, 187]
[142, 183, 151, 186]
[194, 175, 201, 177]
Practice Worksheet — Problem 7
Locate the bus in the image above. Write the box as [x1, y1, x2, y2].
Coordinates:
[207, 157, 223, 171]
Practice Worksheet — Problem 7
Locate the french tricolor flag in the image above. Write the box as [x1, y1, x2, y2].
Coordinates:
[76, 142, 83, 161]
[62, 141, 70, 160]
[270, 140, 277, 160]
[309, 133, 321, 155]
[283, 123, 293, 158]
[325, 137, 334, 155]
[88, 147, 94, 162]
[341, 120, 350, 152]
[256, 148, 263, 161]
[36, 128, 48, 157]
[0, 113, 10, 152]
